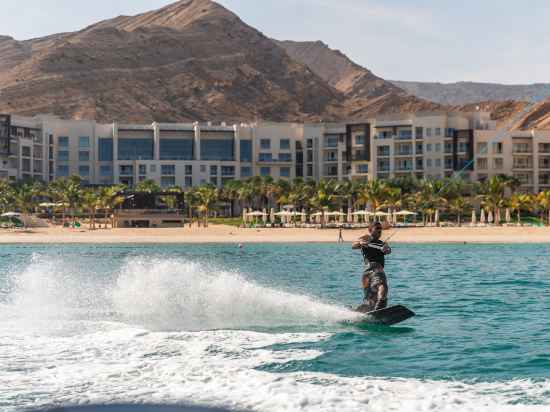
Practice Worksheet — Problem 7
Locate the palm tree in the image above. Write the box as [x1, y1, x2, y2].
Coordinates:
[100, 185, 125, 228]
[448, 196, 471, 226]
[220, 180, 242, 217]
[83, 189, 102, 230]
[0, 180, 16, 213]
[355, 179, 389, 212]
[478, 175, 512, 221]
[135, 179, 161, 193]
[195, 185, 218, 227]
[536, 191, 550, 226]
[509, 193, 534, 225]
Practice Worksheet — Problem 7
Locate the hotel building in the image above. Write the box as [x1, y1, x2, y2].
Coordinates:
[2, 111, 549, 193]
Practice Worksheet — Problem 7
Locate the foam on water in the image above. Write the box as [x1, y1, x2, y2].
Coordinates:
[1, 252, 549, 412]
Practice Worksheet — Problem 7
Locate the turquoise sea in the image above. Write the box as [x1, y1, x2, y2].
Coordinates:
[1, 243, 549, 411]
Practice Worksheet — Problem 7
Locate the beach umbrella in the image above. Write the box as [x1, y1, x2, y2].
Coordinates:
[1, 212, 20, 217]
[471, 210, 477, 226]
[270, 208, 275, 223]
[347, 208, 352, 223]
[506, 208, 511, 224]
[39, 202, 57, 208]
[480, 209, 486, 224]
[262, 208, 267, 223]
[488, 210, 494, 224]
[434, 209, 440, 226]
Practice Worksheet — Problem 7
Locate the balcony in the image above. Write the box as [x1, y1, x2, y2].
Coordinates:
[394, 151, 413, 156]
[513, 162, 533, 170]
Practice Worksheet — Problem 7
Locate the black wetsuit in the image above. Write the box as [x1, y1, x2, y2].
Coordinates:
[360, 238, 390, 311]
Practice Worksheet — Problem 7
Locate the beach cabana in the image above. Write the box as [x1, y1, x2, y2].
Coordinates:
[488, 210, 494, 224]
[394, 210, 416, 224]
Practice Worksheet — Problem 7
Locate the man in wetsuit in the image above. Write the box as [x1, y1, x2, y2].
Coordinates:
[352, 222, 392, 312]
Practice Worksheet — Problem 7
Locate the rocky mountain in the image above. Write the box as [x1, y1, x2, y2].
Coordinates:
[0, 0, 346, 123]
[390, 80, 550, 106]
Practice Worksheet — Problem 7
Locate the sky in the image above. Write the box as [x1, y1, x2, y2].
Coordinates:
[3, 0, 550, 84]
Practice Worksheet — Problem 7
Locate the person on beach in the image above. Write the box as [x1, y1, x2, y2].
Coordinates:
[352, 221, 391, 312]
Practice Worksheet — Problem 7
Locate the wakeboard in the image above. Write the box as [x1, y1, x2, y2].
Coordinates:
[352, 304, 415, 326]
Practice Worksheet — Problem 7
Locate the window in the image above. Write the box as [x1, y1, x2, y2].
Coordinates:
[494, 158, 503, 169]
[150, 164, 157, 173]
[98, 138, 113, 161]
[162, 165, 176, 175]
[185, 165, 193, 175]
[79, 136, 90, 148]
[210, 165, 218, 176]
[260, 167, 271, 176]
[161, 176, 176, 188]
[200, 139, 234, 161]
[119, 165, 133, 175]
[22, 159, 31, 172]
[279, 153, 292, 162]
[355, 134, 365, 145]
[427, 144, 432, 152]
[307, 139, 313, 149]
[435, 128, 441, 136]
[240, 140, 252, 162]
[377, 146, 390, 156]
[446, 128, 455, 138]
[100, 165, 112, 177]
[241, 166, 252, 178]
[79, 165, 90, 177]
[426, 128, 432, 137]
[259, 153, 273, 162]
[33, 146, 42, 159]
[185, 176, 193, 187]
[435, 159, 442, 168]
[458, 142, 469, 153]
[477, 142, 488, 154]
[200, 165, 206, 173]
[260, 139, 271, 150]
[356, 164, 369, 174]
[221, 166, 235, 176]
[118, 138, 153, 160]
[477, 158, 488, 170]
[79, 151, 90, 162]
[427, 159, 433, 168]
[325, 136, 338, 147]
[280, 139, 290, 150]
[398, 130, 412, 139]
[49, 135, 54, 145]
[415, 127, 423, 138]
[280, 167, 290, 177]
[139, 165, 147, 175]
[58, 136, 69, 147]
[307, 151, 313, 162]
[435, 143, 441, 153]
[160, 139, 193, 160]
[307, 164, 313, 176]
[57, 165, 69, 177]
[22, 146, 31, 157]
[57, 150, 69, 161]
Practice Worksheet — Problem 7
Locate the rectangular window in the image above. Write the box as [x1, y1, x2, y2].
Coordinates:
[279, 153, 292, 162]
[307, 139, 313, 149]
[377, 146, 390, 156]
[98, 138, 113, 161]
[79, 136, 90, 148]
[57, 165, 69, 177]
[119, 165, 133, 175]
[260, 167, 271, 176]
[200, 165, 206, 173]
[185, 165, 193, 175]
[427, 159, 433, 168]
[200, 139, 234, 161]
[307, 151, 313, 163]
[33, 146, 42, 159]
[185, 176, 193, 187]
[325, 136, 338, 147]
[355, 135, 365, 145]
[161, 176, 176, 188]
[435, 143, 441, 153]
[221, 166, 235, 176]
[22, 146, 31, 157]
[79, 165, 90, 177]
[79, 151, 90, 162]
[280, 139, 290, 150]
[415, 127, 423, 138]
[427, 144, 432, 152]
[259, 153, 273, 162]
[240, 140, 252, 162]
[161, 165, 176, 175]
[398, 130, 412, 139]
[49, 135, 54, 145]
[426, 128, 432, 137]
[150, 164, 157, 173]
[280, 167, 290, 177]
[209, 165, 218, 176]
[160, 139, 193, 160]
[260, 139, 271, 150]
[307, 164, 313, 176]
[100, 165, 112, 177]
[494, 158, 504, 169]
[22, 159, 31, 172]
[435, 159, 442, 168]
[477, 158, 488, 170]
[57, 150, 69, 161]
[356, 164, 369, 173]
[139, 165, 147, 175]
[446, 128, 455, 138]
[118, 138, 153, 160]
[58, 136, 69, 147]
[241, 166, 252, 178]
[435, 128, 441, 136]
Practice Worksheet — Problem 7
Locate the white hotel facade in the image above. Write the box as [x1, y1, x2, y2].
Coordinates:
[1, 111, 549, 193]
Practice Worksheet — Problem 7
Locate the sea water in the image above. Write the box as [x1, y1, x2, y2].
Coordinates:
[1, 243, 549, 411]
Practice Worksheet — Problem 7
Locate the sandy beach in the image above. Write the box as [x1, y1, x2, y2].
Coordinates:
[1, 224, 550, 244]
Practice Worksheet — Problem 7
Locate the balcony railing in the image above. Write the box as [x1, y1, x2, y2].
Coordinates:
[513, 163, 533, 169]
[395, 151, 413, 156]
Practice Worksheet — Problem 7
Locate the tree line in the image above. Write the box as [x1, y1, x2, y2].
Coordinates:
[1, 174, 550, 227]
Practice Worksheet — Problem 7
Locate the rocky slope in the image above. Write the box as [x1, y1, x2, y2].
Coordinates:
[0, 0, 345, 123]
[391, 80, 550, 106]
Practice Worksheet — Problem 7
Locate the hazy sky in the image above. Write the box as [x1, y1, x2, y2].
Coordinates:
[3, 0, 550, 84]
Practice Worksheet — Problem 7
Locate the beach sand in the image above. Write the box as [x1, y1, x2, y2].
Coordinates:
[1, 224, 550, 244]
